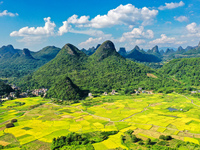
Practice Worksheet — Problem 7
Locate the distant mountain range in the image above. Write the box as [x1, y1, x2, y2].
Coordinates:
[1, 40, 200, 81]
[0, 45, 60, 78]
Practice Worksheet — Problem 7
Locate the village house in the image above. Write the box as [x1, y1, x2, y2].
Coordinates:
[111, 90, 116, 95]
[20, 92, 28, 98]
[11, 84, 19, 90]
[135, 91, 139, 94]
[9, 92, 16, 98]
[191, 91, 197, 94]
[88, 93, 92, 97]
[138, 87, 142, 91]
[103, 92, 108, 95]
[32, 88, 48, 96]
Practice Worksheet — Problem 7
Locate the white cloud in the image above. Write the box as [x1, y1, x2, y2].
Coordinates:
[0, 1, 3, 5]
[165, 21, 172, 24]
[10, 17, 56, 44]
[183, 22, 200, 37]
[88, 4, 158, 28]
[79, 34, 112, 49]
[67, 14, 90, 24]
[186, 22, 197, 33]
[0, 10, 18, 17]
[58, 21, 71, 35]
[149, 34, 186, 47]
[58, 4, 158, 34]
[119, 26, 154, 42]
[158, 1, 185, 10]
[150, 34, 176, 44]
[70, 29, 111, 37]
[174, 16, 189, 22]
[135, 39, 146, 45]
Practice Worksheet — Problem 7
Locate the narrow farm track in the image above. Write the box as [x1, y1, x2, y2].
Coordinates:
[80, 109, 111, 121]
[176, 93, 200, 108]
[120, 104, 151, 121]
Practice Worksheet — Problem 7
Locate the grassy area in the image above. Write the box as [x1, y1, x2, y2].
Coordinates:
[1, 93, 200, 149]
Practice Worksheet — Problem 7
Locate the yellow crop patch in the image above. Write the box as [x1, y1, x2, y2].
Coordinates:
[184, 137, 199, 144]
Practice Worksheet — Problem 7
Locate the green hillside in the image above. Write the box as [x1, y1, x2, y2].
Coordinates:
[46, 76, 84, 100]
[0, 45, 60, 78]
[18, 40, 182, 94]
[159, 57, 200, 86]
[31, 46, 60, 61]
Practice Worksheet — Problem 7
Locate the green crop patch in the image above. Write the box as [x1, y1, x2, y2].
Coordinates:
[22, 127, 32, 131]
[17, 134, 32, 140]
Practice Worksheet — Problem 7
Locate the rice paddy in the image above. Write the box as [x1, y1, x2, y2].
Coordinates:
[0, 93, 200, 149]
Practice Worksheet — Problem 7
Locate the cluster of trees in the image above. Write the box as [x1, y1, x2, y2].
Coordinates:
[6, 119, 17, 128]
[121, 130, 176, 149]
[0, 80, 13, 96]
[51, 131, 118, 150]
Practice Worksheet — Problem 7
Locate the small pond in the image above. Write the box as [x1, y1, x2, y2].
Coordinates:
[167, 107, 178, 111]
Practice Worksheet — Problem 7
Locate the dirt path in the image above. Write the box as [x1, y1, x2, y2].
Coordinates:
[176, 93, 200, 108]
[120, 104, 151, 121]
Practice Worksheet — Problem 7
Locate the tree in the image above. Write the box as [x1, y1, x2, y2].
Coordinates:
[146, 138, 151, 145]
[6, 123, 14, 128]
[159, 135, 165, 140]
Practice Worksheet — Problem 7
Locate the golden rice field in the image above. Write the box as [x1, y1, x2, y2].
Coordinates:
[0, 93, 200, 149]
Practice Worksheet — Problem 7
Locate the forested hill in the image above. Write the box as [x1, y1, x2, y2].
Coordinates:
[0, 45, 60, 78]
[18, 40, 182, 93]
[159, 57, 200, 86]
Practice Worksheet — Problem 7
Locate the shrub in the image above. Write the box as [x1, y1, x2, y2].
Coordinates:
[158, 140, 167, 146]
[132, 135, 139, 143]
[126, 129, 134, 135]
[159, 135, 166, 140]
[146, 138, 151, 145]
[138, 141, 144, 145]
[6, 123, 14, 128]
[11, 119, 17, 123]
[164, 135, 172, 140]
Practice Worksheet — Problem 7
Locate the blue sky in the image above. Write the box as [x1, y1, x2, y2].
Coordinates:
[0, 0, 200, 51]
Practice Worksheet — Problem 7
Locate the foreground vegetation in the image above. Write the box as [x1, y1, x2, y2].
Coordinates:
[1, 93, 200, 149]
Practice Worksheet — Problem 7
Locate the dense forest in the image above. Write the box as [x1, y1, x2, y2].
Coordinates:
[159, 57, 200, 86]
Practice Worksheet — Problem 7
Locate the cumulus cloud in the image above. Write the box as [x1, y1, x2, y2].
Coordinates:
[150, 34, 176, 44]
[0, 10, 18, 17]
[119, 26, 154, 42]
[58, 4, 158, 34]
[58, 21, 71, 35]
[186, 22, 198, 33]
[174, 16, 189, 22]
[89, 4, 158, 28]
[79, 34, 112, 49]
[158, 1, 185, 10]
[149, 34, 186, 47]
[67, 14, 90, 24]
[135, 39, 146, 45]
[10, 17, 56, 44]
[183, 22, 200, 37]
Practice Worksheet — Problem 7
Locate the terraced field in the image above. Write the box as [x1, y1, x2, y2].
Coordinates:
[1, 93, 200, 149]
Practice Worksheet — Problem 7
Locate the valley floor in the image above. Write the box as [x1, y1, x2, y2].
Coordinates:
[1, 93, 200, 149]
